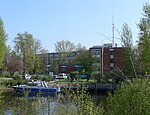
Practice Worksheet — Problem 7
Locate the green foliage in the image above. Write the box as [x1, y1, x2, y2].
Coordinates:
[0, 18, 7, 68]
[42, 75, 52, 81]
[54, 40, 76, 64]
[109, 69, 125, 84]
[55, 40, 76, 53]
[138, 3, 150, 74]
[1, 71, 10, 78]
[76, 50, 97, 75]
[12, 71, 22, 85]
[92, 72, 101, 82]
[107, 78, 150, 115]
[0, 87, 104, 115]
[14, 32, 45, 74]
[12, 72, 21, 80]
[34, 57, 42, 75]
[0, 79, 17, 87]
[121, 23, 136, 77]
[59, 88, 104, 115]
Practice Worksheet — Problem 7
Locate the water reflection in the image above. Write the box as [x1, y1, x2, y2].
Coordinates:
[1, 91, 107, 115]
[0, 91, 61, 115]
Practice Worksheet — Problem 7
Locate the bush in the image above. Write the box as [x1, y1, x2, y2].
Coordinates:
[58, 88, 104, 115]
[0, 80, 17, 87]
[1, 71, 10, 78]
[107, 78, 150, 115]
[42, 75, 52, 81]
[92, 72, 103, 83]
[12, 72, 22, 85]
[12, 72, 21, 80]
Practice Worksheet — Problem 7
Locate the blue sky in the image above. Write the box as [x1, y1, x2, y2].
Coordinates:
[0, 0, 149, 52]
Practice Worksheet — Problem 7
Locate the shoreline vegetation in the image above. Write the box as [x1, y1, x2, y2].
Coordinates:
[0, 77, 150, 114]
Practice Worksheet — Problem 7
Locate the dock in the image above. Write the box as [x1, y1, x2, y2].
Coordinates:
[59, 83, 117, 93]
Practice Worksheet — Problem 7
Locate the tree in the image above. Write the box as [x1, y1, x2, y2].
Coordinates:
[0, 17, 7, 68]
[76, 43, 86, 51]
[120, 23, 136, 77]
[14, 32, 44, 74]
[75, 49, 97, 75]
[35, 49, 49, 75]
[3, 45, 11, 71]
[138, 3, 150, 74]
[7, 59, 24, 76]
[14, 32, 34, 74]
[54, 40, 76, 64]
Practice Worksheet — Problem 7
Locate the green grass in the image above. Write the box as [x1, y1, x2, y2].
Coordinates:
[56, 79, 96, 84]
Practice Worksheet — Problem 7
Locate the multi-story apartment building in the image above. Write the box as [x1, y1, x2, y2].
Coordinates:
[39, 43, 124, 74]
[90, 44, 124, 73]
[48, 51, 78, 74]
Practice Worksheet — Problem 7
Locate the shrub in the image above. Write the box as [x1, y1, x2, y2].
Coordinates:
[42, 75, 52, 81]
[57, 88, 104, 115]
[1, 71, 10, 78]
[107, 78, 150, 115]
[12, 72, 22, 85]
[12, 72, 21, 80]
[92, 72, 103, 83]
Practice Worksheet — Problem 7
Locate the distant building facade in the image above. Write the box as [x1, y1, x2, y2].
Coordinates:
[38, 43, 124, 74]
[48, 51, 78, 74]
[90, 44, 124, 73]
[58, 64, 81, 73]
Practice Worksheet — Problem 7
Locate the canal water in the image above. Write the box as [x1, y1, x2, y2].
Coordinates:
[0, 90, 107, 115]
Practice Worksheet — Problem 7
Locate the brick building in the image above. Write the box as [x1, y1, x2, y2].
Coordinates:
[58, 64, 81, 73]
[90, 44, 124, 73]
[48, 51, 78, 74]
[39, 43, 124, 74]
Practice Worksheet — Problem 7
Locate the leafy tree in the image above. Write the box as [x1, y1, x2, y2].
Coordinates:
[3, 45, 11, 71]
[14, 32, 34, 74]
[35, 49, 49, 75]
[75, 49, 97, 75]
[7, 59, 24, 76]
[0, 17, 7, 68]
[76, 43, 86, 51]
[120, 23, 136, 77]
[14, 32, 44, 74]
[133, 44, 143, 76]
[32, 40, 46, 75]
[54, 40, 76, 64]
[55, 40, 76, 53]
[138, 3, 150, 74]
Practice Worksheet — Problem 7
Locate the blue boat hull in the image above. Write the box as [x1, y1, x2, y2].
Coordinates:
[13, 86, 60, 97]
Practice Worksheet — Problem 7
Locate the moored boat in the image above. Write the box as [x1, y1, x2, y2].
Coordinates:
[12, 80, 60, 97]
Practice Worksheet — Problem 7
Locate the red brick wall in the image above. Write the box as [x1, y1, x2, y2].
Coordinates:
[103, 48, 110, 73]
[58, 65, 78, 73]
[114, 48, 124, 71]
[103, 47, 124, 73]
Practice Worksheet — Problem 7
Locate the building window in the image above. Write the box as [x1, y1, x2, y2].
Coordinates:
[110, 55, 114, 59]
[110, 48, 114, 51]
[74, 65, 80, 71]
[62, 66, 67, 72]
[110, 51, 114, 55]
[96, 50, 100, 55]
[110, 63, 114, 67]
[75, 67, 79, 71]
[110, 59, 114, 63]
